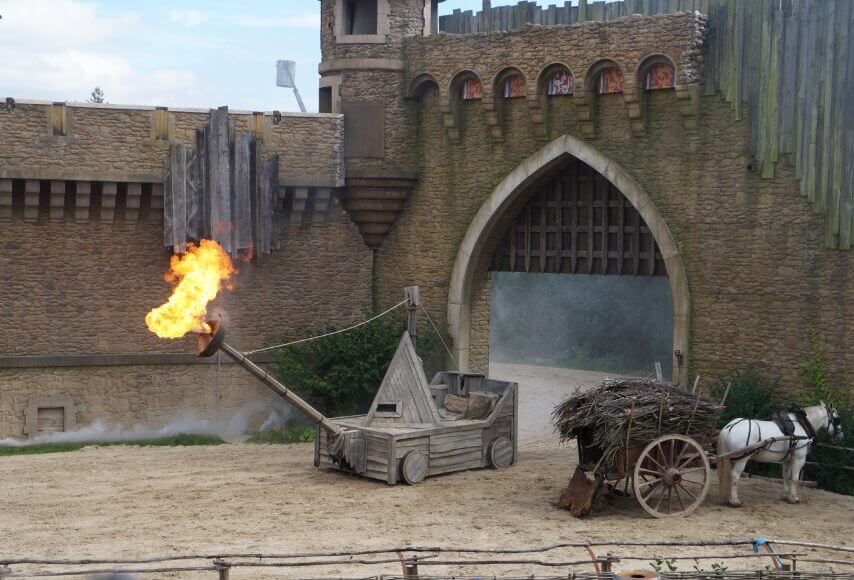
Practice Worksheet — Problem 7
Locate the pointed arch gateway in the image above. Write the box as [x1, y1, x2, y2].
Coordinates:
[447, 135, 690, 386]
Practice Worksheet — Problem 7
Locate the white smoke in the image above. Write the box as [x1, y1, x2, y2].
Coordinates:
[257, 398, 303, 433]
[0, 402, 267, 447]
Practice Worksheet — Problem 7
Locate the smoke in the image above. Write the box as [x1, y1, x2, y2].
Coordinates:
[258, 399, 301, 432]
[0, 402, 268, 447]
[490, 273, 673, 377]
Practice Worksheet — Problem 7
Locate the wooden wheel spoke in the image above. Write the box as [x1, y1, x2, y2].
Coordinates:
[673, 484, 686, 512]
[677, 482, 699, 502]
[642, 481, 663, 502]
[644, 453, 667, 472]
[637, 477, 663, 489]
[677, 453, 703, 469]
[673, 439, 688, 466]
[633, 435, 711, 519]
[679, 476, 706, 487]
[653, 485, 666, 512]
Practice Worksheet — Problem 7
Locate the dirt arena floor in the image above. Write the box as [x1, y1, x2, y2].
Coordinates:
[2, 364, 853, 578]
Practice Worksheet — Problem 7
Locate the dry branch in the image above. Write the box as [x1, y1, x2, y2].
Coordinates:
[553, 379, 722, 473]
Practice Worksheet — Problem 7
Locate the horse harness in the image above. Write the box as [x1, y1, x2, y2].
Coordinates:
[724, 405, 815, 461]
[773, 405, 817, 460]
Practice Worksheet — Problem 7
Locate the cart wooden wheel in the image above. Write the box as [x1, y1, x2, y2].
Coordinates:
[401, 451, 428, 484]
[488, 436, 513, 469]
[632, 434, 710, 518]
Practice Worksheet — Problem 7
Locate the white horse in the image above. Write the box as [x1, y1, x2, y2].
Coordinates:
[717, 402, 843, 507]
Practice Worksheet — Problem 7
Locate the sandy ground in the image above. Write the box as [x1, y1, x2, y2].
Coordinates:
[2, 364, 853, 578]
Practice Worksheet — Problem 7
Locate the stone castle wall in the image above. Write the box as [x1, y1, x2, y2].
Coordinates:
[0, 103, 370, 439]
[0, 102, 345, 187]
[2, 6, 851, 439]
[371, 15, 852, 393]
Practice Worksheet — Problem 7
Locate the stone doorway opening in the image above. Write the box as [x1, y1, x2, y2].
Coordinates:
[448, 135, 690, 394]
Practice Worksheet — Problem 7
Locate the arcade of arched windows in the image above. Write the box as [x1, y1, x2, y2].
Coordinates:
[407, 55, 695, 142]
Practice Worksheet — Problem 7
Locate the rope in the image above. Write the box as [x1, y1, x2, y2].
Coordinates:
[243, 300, 408, 355]
[419, 302, 460, 372]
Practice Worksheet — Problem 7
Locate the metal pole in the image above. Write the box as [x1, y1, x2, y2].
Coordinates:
[293, 88, 307, 113]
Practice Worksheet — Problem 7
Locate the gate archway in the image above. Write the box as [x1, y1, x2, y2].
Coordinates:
[447, 135, 690, 386]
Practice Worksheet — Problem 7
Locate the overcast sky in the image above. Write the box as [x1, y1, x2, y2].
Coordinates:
[0, 0, 503, 113]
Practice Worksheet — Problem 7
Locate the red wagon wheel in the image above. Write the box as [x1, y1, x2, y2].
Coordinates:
[632, 434, 710, 518]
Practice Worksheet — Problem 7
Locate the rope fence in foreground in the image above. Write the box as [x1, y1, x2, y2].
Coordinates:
[2, 539, 853, 579]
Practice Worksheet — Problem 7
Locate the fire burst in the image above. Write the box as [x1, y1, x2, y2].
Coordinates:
[145, 240, 235, 339]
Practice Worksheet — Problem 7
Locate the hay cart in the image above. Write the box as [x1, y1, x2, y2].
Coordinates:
[191, 287, 518, 485]
[555, 380, 806, 519]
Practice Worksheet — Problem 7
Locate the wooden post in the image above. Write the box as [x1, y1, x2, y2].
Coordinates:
[213, 560, 230, 580]
[404, 556, 419, 578]
[405, 286, 420, 348]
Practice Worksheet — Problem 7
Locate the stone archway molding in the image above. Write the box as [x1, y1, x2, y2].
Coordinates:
[447, 134, 690, 386]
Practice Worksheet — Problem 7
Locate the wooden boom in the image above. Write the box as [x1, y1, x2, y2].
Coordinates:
[194, 320, 342, 438]
[217, 342, 343, 437]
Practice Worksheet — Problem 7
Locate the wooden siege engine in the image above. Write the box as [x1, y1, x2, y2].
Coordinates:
[194, 287, 518, 485]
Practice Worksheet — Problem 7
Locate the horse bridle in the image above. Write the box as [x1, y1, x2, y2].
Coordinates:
[825, 402, 842, 435]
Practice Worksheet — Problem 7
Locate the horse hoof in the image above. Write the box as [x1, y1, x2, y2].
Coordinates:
[728, 501, 743, 508]
[787, 497, 800, 505]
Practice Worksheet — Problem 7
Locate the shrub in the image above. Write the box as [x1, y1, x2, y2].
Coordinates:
[797, 328, 853, 495]
[710, 365, 781, 428]
[0, 434, 225, 456]
[246, 425, 316, 445]
[710, 328, 853, 495]
[273, 310, 446, 417]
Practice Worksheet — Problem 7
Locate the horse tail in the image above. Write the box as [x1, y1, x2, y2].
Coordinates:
[717, 429, 732, 504]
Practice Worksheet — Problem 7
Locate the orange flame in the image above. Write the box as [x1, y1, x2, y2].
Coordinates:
[145, 240, 235, 339]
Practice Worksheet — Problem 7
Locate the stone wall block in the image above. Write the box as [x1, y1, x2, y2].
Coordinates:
[125, 183, 142, 222]
[291, 187, 309, 226]
[312, 188, 332, 225]
[49, 181, 66, 221]
[101, 182, 117, 222]
[75, 182, 91, 222]
[0, 178, 12, 220]
[24, 180, 40, 222]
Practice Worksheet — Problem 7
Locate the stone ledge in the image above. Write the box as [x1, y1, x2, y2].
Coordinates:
[0, 352, 277, 369]
[319, 58, 405, 74]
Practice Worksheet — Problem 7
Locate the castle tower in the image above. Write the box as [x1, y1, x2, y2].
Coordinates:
[319, 0, 441, 249]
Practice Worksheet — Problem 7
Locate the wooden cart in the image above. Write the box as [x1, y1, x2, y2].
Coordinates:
[565, 428, 806, 518]
[570, 430, 713, 518]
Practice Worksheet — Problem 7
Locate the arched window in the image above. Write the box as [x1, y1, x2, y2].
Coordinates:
[642, 62, 675, 90]
[594, 66, 624, 94]
[546, 69, 574, 96]
[500, 73, 526, 99]
[460, 77, 483, 100]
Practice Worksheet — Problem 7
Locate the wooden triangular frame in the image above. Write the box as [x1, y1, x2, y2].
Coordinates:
[365, 332, 441, 426]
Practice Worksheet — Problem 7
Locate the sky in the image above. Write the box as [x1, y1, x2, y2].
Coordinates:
[0, 0, 502, 113]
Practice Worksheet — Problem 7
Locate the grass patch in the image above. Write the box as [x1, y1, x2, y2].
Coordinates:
[0, 433, 225, 457]
[246, 425, 316, 445]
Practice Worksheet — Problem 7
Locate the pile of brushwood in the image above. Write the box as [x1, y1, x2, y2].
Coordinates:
[553, 379, 723, 472]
